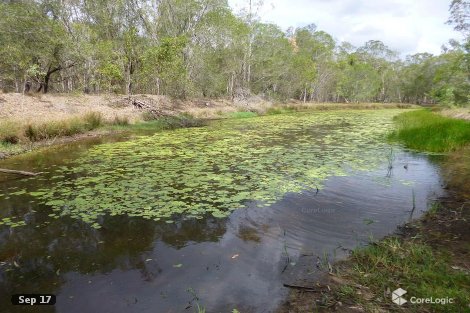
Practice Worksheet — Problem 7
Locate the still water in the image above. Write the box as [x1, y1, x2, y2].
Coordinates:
[0, 110, 444, 312]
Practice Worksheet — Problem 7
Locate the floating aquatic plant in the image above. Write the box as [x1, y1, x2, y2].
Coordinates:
[21, 110, 401, 226]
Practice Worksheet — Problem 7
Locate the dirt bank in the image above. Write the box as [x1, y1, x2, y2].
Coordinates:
[441, 108, 470, 121]
[0, 93, 413, 122]
[0, 93, 241, 122]
[0, 93, 241, 159]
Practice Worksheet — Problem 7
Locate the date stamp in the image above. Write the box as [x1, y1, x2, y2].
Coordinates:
[11, 294, 56, 305]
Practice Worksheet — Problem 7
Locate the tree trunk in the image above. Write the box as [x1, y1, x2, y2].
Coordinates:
[23, 81, 31, 93]
[39, 64, 74, 94]
[125, 61, 134, 95]
[43, 71, 51, 93]
[303, 85, 307, 103]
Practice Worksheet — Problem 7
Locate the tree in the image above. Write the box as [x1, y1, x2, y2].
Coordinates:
[447, 0, 470, 37]
[0, 0, 467, 105]
[0, 1, 72, 93]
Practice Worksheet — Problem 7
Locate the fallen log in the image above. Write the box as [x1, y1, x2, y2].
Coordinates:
[131, 98, 164, 118]
[0, 168, 40, 176]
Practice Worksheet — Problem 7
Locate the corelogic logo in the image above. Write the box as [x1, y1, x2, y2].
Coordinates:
[392, 288, 407, 305]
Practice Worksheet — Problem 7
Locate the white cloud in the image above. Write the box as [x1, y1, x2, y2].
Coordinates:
[228, 0, 462, 57]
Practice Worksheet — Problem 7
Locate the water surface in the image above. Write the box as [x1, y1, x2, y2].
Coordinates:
[0, 110, 444, 312]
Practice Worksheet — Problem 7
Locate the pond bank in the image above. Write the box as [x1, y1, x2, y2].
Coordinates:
[0, 92, 413, 160]
[278, 195, 470, 312]
[278, 115, 470, 313]
[0, 113, 205, 160]
[389, 109, 470, 152]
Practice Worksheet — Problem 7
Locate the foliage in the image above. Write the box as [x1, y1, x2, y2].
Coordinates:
[0, 1, 467, 106]
[447, 0, 470, 37]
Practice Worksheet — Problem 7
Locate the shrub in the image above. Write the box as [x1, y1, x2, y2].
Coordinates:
[83, 112, 104, 129]
[0, 121, 21, 144]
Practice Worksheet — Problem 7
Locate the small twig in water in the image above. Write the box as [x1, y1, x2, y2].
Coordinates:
[409, 189, 416, 221]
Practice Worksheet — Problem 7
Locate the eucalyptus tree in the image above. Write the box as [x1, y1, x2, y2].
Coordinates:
[356, 40, 399, 102]
[0, 0, 467, 106]
[0, 0, 72, 93]
[447, 0, 470, 37]
[432, 42, 469, 105]
[336, 55, 381, 103]
[400, 53, 436, 104]
[250, 23, 293, 99]
[307, 30, 337, 102]
[80, 0, 151, 94]
[189, 7, 249, 98]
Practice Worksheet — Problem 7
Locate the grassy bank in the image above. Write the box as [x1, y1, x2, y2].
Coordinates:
[0, 112, 122, 157]
[389, 110, 470, 152]
[0, 112, 204, 159]
[219, 103, 413, 119]
[279, 201, 470, 313]
[0, 112, 112, 144]
[110, 113, 205, 132]
[327, 111, 470, 312]
[336, 235, 470, 312]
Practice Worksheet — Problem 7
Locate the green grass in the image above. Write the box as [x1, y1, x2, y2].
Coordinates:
[112, 115, 130, 126]
[226, 111, 259, 119]
[0, 112, 201, 145]
[389, 110, 470, 152]
[0, 112, 106, 144]
[344, 237, 470, 312]
[266, 107, 296, 115]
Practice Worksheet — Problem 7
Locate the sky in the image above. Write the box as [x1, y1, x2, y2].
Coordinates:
[228, 0, 462, 57]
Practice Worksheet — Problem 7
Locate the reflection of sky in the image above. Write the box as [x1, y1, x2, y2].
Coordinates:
[229, 0, 463, 57]
[54, 151, 444, 312]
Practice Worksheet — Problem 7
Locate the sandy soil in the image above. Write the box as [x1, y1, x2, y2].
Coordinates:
[0, 93, 246, 123]
[0, 93, 138, 123]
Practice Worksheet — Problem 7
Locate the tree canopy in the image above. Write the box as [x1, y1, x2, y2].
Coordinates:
[0, 0, 468, 106]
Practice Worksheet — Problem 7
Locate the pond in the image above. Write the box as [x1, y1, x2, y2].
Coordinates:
[0, 110, 445, 312]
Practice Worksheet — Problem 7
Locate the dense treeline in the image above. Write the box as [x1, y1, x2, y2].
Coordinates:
[0, 0, 468, 105]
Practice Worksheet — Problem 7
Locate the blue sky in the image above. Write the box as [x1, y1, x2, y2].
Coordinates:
[228, 0, 462, 57]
